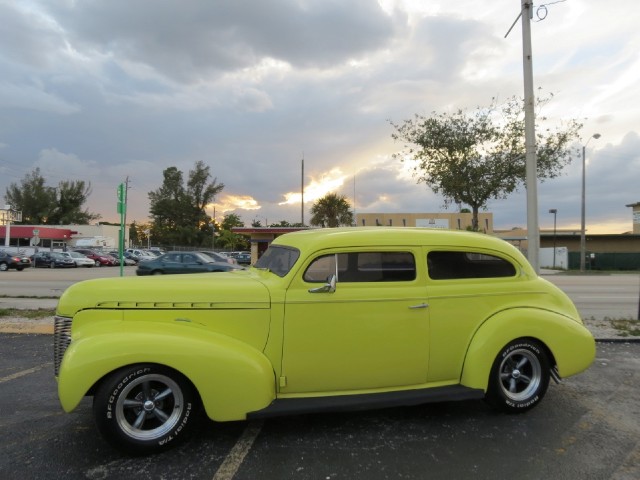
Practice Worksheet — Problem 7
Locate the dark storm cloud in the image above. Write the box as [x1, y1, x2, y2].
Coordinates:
[39, 0, 400, 82]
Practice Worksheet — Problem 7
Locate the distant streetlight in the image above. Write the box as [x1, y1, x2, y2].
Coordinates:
[580, 133, 601, 272]
[549, 209, 557, 268]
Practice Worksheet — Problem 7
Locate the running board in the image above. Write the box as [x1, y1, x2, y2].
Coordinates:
[247, 385, 485, 420]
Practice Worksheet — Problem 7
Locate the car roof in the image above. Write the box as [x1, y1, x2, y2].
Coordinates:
[272, 227, 531, 270]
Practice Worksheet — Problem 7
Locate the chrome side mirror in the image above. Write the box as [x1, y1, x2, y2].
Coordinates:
[308, 274, 336, 293]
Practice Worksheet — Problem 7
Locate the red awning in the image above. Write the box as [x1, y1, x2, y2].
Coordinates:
[0, 226, 76, 240]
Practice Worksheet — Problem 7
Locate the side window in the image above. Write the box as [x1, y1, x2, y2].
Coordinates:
[304, 252, 416, 283]
[303, 254, 337, 282]
[427, 251, 516, 280]
[164, 253, 180, 263]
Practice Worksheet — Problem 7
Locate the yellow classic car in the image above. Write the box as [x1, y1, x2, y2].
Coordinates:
[54, 228, 595, 454]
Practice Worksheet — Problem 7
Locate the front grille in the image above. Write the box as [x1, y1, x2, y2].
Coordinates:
[53, 316, 73, 376]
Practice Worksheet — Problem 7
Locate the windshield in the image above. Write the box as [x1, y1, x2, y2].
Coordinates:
[254, 245, 300, 277]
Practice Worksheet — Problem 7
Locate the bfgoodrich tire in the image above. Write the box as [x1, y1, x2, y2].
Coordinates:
[93, 364, 199, 455]
[485, 339, 550, 413]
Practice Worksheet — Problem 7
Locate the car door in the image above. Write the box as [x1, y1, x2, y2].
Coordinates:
[281, 249, 430, 394]
[181, 253, 208, 273]
[424, 248, 522, 383]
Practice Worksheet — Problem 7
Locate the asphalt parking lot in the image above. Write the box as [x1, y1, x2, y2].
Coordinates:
[1, 269, 639, 479]
[1, 333, 639, 480]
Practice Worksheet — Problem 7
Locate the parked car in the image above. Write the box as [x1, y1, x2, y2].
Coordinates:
[136, 251, 244, 276]
[234, 252, 252, 265]
[198, 250, 238, 264]
[107, 251, 137, 266]
[32, 251, 76, 268]
[54, 228, 595, 455]
[60, 251, 95, 268]
[73, 249, 118, 267]
[0, 250, 31, 271]
[125, 248, 158, 263]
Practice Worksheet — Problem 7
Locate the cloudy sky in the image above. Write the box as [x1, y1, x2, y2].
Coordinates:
[1, 0, 638, 233]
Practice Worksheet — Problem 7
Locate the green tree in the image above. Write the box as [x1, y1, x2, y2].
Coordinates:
[129, 221, 140, 246]
[148, 167, 187, 244]
[390, 95, 582, 230]
[221, 213, 244, 231]
[148, 162, 224, 246]
[215, 230, 248, 250]
[48, 180, 101, 224]
[4, 168, 100, 224]
[4, 168, 55, 223]
[310, 193, 354, 228]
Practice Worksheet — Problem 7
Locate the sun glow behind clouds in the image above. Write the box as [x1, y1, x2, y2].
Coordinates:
[209, 195, 261, 215]
[279, 168, 349, 206]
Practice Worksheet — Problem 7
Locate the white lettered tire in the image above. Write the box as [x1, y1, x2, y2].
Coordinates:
[93, 364, 199, 454]
[485, 339, 550, 413]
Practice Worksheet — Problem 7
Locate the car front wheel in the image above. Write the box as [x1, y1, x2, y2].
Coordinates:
[50, 261, 56, 269]
[0, 262, 8, 271]
[93, 364, 199, 455]
[485, 339, 550, 413]
[95, 260, 101, 267]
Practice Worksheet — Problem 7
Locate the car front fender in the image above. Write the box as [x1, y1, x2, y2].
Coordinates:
[460, 308, 596, 391]
[58, 320, 276, 421]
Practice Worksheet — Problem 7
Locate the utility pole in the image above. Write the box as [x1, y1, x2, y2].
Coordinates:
[521, 0, 539, 273]
[301, 155, 305, 226]
[117, 181, 127, 277]
[124, 176, 129, 249]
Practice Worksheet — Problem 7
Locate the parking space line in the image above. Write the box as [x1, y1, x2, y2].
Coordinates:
[0, 363, 51, 384]
[212, 421, 263, 480]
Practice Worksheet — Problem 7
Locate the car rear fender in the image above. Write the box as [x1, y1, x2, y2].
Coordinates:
[460, 308, 595, 391]
[57, 320, 276, 421]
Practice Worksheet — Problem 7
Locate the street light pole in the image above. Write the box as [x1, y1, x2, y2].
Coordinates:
[580, 133, 601, 272]
[549, 209, 557, 268]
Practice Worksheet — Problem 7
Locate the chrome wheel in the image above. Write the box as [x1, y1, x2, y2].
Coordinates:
[94, 365, 198, 454]
[497, 348, 542, 402]
[485, 339, 550, 413]
[115, 373, 184, 441]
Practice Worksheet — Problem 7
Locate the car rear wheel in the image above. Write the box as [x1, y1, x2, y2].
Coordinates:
[152, 270, 163, 275]
[485, 339, 550, 413]
[50, 261, 56, 269]
[0, 262, 8, 271]
[95, 260, 101, 267]
[93, 364, 199, 455]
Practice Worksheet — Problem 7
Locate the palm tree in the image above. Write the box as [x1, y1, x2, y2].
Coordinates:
[310, 193, 354, 228]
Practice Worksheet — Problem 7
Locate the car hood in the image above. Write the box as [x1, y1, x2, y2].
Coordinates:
[56, 271, 270, 317]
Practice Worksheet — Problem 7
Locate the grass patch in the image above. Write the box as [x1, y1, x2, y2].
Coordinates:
[0, 308, 55, 319]
[610, 318, 640, 337]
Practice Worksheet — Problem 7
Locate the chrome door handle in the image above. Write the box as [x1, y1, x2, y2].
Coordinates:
[409, 303, 429, 309]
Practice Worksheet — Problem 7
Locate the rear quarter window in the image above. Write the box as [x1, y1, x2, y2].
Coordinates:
[427, 251, 516, 280]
